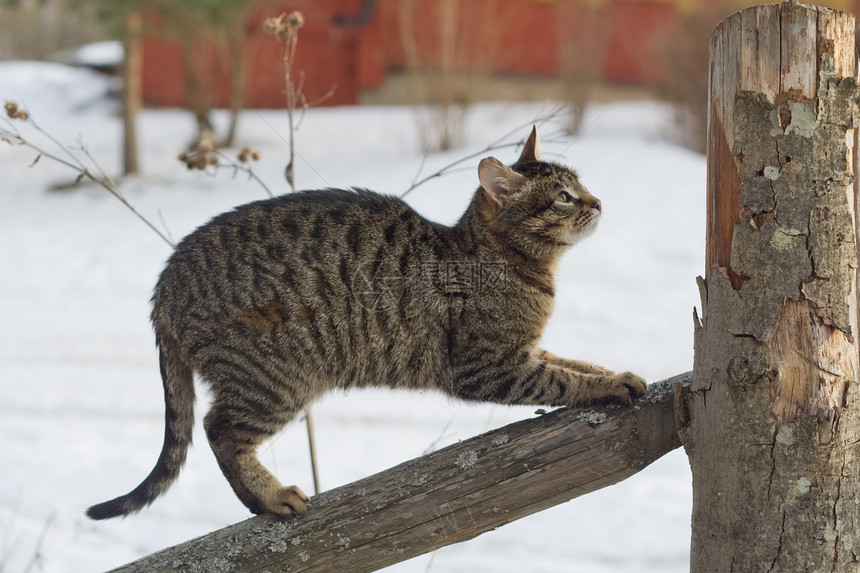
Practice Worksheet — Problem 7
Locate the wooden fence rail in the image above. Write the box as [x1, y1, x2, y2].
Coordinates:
[110, 372, 690, 573]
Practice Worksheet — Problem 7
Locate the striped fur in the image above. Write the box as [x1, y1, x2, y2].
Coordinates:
[86, 128, 646, 520]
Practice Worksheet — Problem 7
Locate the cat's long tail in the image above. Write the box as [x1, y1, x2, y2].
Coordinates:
[86, 330, 194, 520]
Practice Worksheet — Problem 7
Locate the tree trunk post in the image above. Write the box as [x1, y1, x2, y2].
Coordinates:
[686, 1, 860, 570]
[122, 11, 142, 176]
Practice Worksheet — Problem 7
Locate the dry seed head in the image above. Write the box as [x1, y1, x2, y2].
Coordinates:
[5, 101, 28, 120]
[238, 147, 261, 162]
[263, 11, 304, 39]
[287, 11, 304, 30]
[263, 14, 283, 36]
[179, 149, 217, 170]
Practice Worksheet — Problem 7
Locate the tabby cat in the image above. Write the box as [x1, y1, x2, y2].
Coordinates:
[86, 127, 647, 520]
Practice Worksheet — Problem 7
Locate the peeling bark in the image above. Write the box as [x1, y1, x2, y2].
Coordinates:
[688, 2, 860, 570]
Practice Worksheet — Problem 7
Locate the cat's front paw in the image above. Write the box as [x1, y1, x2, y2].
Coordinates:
[604, 372, 647, 405]
[260, 485, 310, 518]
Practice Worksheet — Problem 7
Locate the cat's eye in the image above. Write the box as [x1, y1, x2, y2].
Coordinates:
[556, 191, 575, 203]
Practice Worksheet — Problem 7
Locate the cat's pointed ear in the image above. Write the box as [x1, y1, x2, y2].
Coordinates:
[478, 157, 525, 206]
[517, 125, 541, 163]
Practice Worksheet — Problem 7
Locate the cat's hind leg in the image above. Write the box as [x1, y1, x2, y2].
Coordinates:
[203, 405, 310, 517]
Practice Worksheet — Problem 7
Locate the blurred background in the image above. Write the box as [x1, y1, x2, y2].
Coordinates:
[1, 1, 857, 572]
[3, 0, 858, 157]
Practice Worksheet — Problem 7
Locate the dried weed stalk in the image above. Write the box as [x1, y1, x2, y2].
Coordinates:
[264, 11, 334, 192]
[2, 102, 175, 247]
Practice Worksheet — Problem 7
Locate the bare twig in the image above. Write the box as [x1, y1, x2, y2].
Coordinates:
[402, 104, 570, 197]
[303, 83, 338, 110]
[215, 150, 274, 198]
[254, 113, 331, 189]
[2, 110, 175, 248]
[0, 505, 56, 573]
[155, 207, 176, 246]
[21, 512, 55, 573]
[264, 11, 305, 192]
[264, 12, 336, 194]
[304, 409, 321, 494]
[422, 416, 455, 456]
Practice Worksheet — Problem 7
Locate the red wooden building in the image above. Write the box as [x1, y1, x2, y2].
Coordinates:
[140, 0, 860, 109]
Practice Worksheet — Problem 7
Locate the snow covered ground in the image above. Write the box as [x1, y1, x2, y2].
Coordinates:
[0, 62, 704, 572]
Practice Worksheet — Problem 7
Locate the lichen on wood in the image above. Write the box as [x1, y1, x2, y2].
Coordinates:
[728, 71, 859, 345]
[727, 68, 859, 426]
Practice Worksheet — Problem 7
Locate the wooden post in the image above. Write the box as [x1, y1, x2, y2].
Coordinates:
[107, 374, 688, 573]
[122, 11, 142, 176]
[686, 1, 860, 570]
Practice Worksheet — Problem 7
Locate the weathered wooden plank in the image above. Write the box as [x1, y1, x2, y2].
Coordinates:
[108, 373, 690, 573]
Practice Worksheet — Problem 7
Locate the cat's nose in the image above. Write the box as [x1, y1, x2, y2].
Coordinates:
[581, 192, 601, 212]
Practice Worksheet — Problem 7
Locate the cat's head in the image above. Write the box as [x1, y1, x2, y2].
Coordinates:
[476, 126, 601, 261]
